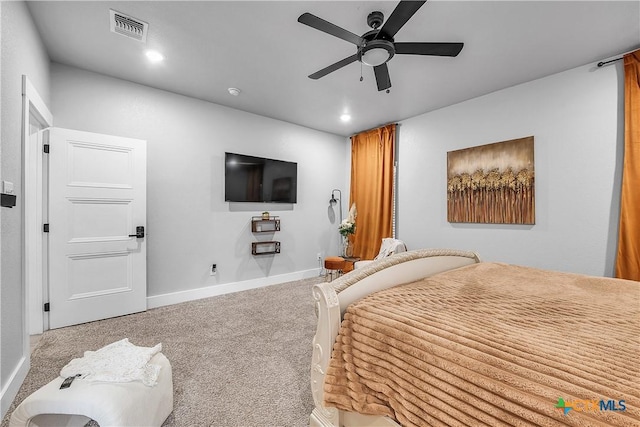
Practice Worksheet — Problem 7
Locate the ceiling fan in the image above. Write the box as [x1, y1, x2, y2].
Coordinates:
[298, 1, 463, 92]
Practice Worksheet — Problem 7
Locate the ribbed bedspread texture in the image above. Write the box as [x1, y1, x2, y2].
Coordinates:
[323, 262, 639, 426]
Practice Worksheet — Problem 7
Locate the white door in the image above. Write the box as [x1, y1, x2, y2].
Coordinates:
[47, 128, 147, 329]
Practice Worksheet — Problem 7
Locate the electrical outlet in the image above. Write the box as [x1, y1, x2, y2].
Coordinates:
[210, 264, 217, 276]
[317, 252, 322, 261]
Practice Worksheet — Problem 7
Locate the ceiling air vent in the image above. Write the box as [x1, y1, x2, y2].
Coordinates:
[109, 10, 148, 43]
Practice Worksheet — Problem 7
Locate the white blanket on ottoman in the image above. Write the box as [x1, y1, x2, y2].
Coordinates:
[9, 353, 173, 427]
[60, 339, 162, 387]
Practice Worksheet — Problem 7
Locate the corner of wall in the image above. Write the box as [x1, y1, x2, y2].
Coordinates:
[0, 357, 29, 419]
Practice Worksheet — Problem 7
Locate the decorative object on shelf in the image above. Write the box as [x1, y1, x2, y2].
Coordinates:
[338, 203, 357, 257]
[262, 211, 270, 220]
[447, 136, 535, 224]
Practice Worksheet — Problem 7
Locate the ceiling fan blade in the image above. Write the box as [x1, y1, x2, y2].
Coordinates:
[374, 63, 392, 91]
[308, 54, 359, 80]
[376, 1, 426, 39]
[394, 42, 464, 57]
[298, 13, 364, 46]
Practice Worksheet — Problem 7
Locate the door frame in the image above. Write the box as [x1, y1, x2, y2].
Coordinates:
[23, 75, 53, 336]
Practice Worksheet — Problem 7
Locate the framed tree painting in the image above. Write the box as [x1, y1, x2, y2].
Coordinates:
[447, 136, 535, 224]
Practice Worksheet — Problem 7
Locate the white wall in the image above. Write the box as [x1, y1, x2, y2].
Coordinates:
[0, 0, 51, 417]
[397, 62, 624, 277]
[51, 63, 348, 299]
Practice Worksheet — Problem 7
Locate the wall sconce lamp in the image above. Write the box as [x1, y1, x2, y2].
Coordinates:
[329, 189, 342, 224]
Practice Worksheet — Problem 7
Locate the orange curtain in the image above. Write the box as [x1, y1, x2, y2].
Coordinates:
[349, 124, 395, 260]
[616, 50, 640, 281]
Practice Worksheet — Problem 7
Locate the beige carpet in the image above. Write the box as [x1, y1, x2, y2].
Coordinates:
[1, 276, 324, 427]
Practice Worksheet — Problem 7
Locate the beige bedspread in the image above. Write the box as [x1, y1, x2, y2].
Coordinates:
[323, 262, 640, 426]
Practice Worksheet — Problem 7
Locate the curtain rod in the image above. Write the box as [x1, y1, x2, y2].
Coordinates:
[597, 47, 640, 68]
[597, 57, 622, 68]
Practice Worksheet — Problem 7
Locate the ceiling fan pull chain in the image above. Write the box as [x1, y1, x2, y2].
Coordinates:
[360, 62, 364, 82]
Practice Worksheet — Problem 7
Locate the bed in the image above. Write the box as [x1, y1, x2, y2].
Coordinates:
[309, 249, 639, 427]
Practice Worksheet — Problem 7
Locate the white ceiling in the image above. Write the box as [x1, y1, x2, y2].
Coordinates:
[27, 1, 640, 137]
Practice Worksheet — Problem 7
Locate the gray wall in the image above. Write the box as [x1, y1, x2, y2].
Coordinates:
[397, 61, 624, 276]
[0, 0, 50, 415]
[51, 63, 348, 298]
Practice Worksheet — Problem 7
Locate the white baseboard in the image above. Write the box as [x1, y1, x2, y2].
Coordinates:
[147, 268, 321, 309]
[1, 356, 29, 419]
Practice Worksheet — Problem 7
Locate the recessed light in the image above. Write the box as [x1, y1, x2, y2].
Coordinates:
[228, 87, 241, 96]
[340, 114, 351, 122]
[145, 50, 164, 63]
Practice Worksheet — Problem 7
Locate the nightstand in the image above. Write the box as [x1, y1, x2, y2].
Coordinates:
[341, 257, 361, 273]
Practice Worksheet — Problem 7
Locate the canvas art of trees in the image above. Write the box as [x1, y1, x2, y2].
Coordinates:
[447, 136, 535, 224]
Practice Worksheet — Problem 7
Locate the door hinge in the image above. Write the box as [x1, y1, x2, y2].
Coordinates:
[44, 303, 50, 312]
[43, 144, 50, 153]
[43, 223, 49, 232]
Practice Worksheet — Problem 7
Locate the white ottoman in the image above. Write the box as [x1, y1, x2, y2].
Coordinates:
[10, 353, 173, 427]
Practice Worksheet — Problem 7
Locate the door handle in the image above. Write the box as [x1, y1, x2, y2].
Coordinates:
[129, 226, 145, 238]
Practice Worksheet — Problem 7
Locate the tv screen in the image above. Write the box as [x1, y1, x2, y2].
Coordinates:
[225, 152, 298, 203]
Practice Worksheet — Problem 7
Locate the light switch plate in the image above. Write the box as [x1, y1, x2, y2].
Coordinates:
[2, 181, 14, 194]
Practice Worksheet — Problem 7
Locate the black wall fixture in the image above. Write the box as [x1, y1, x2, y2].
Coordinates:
[1, 193, 17, 208]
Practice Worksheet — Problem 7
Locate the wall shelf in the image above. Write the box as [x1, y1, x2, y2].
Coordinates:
[252, 241, 281, 255]
[251, 216, 280, 255]
[251, 216, 280, 233]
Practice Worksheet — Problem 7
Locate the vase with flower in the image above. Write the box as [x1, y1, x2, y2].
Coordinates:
[338, 204, 357, 257]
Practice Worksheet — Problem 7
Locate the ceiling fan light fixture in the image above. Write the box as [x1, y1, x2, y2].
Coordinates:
[299, 1, 463, 92]
[360, 40, 395, 67]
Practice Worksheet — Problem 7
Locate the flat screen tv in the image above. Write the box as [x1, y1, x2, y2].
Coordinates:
[225, 152, 298, 203]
